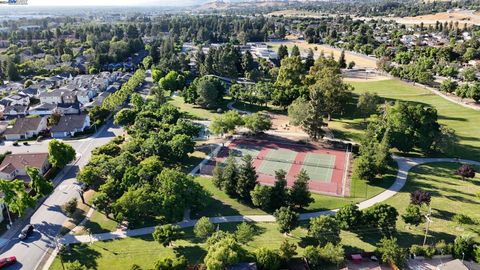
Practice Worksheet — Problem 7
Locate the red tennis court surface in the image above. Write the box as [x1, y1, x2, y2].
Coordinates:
[201, 138, 352, 196]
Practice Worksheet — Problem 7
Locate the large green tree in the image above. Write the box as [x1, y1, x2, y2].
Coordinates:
[48, 139, 76, 168]
[26, 167, 53, 199]
[308, 216, 341, 245]
[236, 155, 258, 202]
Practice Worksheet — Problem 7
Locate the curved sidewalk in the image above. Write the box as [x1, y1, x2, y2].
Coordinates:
[61, 156, 480, 245]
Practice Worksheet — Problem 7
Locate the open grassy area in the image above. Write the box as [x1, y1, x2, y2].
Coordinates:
[50, 222, 311, 270]
[330, 79, 480, 161]
[341, 162, 480, 252]
[168, 95, 230, 120]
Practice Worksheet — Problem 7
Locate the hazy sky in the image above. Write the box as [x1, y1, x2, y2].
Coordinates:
[28, 0, 200, 6]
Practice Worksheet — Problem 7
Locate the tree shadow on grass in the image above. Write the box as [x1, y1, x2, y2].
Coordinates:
[63, 243, 101, 269]
[174, 245, 207, 264]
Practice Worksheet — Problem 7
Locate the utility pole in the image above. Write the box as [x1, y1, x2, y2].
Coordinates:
[423, 207, 433, 246]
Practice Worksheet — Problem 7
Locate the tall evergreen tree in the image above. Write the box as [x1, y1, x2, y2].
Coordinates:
[270, 169, 289, 210]
[236, 155, 258, 202]
[223, 154, 238, 197]
[277, 45, 288, 61]
[289, 170, 313, 209]
[338, 50, 347, 69]
[212, 162, 224, 189]
[291, 45, 300, 57]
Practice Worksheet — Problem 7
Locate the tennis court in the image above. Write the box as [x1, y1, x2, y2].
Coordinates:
[202, 138, 352, 196]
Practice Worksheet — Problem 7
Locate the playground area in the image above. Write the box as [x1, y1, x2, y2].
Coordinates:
[200, 138, 352, 196]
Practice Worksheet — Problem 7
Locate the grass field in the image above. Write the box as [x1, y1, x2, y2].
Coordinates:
[50, 222, 312, 270]
[168, 95, 231, 120]
[341, 162, 480, 251]
[267, 41, 377, 68]
[330, 79, 480, 161]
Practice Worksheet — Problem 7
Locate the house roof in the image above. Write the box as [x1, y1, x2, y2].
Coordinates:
[438, 259, 479, 270]
[3, 105, 28, 114]
[30, 103, 57, 112]
[0, 153, 49, 174]
[227, 263, 257, 270]
[4, 117, 45, 135]
[51, 114, 88, 133]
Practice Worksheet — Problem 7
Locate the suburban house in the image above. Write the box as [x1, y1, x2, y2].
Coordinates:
[51, 114, 90, 138]
[0, 153, 50, 181]
[2, 105, 28, 119]
[3, 117, 47, 141]
[0, 121, 7, 135]
[3, 93, 30, 106]
[56, 102, 81, 115]
[29, 103, 57, 116]
[437, 259, 480, 270]
[39, 90, 64, 104]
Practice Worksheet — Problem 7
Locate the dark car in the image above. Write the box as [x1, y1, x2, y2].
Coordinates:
[18, 224, 34, 240]
[0, 256, 16, 268]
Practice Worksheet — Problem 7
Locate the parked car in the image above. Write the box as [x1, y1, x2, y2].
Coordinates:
[0, 256, 16, 268]
[18, 224, 34, 240]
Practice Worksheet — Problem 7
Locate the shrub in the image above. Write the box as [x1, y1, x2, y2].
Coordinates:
[64, 198, 78, 217]
[13, 141, 19, 146]
[435, 240, 452, 255]
[254, 247, 281, 270]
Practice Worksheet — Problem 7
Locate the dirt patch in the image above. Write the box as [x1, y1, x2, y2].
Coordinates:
[343, 71, 391, 82]
[382, 10, 480, 26]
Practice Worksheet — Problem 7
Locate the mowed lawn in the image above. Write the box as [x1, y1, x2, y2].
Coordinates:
[341, 162, 480, 251]
[332, 79, 480, 161]
[50, 222, 312, 270]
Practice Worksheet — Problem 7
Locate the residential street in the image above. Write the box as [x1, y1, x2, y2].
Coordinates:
[0, 120, 123, 270]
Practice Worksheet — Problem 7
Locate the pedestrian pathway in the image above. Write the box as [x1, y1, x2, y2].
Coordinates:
[60, 156, 480, 245]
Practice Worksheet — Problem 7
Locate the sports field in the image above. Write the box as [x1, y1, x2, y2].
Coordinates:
[201, 138, 351, 196]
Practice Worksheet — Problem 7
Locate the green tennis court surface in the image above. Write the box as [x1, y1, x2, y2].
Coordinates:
[301, 153, 336, 182]
[230, 144, 262, 163]
[258, 149, 297, 176]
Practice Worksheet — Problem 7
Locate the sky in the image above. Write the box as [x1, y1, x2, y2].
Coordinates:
[28, 0, 202, 6]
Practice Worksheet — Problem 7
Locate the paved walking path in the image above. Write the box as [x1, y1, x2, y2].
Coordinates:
[60, 156, 480, 245]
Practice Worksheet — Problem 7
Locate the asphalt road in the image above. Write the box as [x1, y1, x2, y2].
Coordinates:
[0, 120, 123, 270]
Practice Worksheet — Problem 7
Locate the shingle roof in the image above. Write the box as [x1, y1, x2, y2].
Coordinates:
[3, 117, 44, 135]
[0, 153, 49, 174]
[51, 114, 88, 133]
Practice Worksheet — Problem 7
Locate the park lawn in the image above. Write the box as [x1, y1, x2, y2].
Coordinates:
[50, 222, 311, 270]
[168, 95, 231, 120]
[81, 210, 119, 235]
[341, 162, 480, 252]
[331, 79, 480, 161]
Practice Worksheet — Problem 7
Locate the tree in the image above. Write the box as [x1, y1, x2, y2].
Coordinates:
[26, 167, 53, 198]
[159, 71, 185, 92]
[377, 237, 407, 268]
[131, 93, 144, 111]
[274, 206, 299, 234]
[309, 216, 341, 245]
[469, 82, 480, 102]
[305, 243, 345, 269]
[251, 184, 273, 211]
[48, 139, 76, 168]
[289, 170, 313, 209]
[243, 112, 272, 134]
[168, 134, 195, 162]
[291, 45, 300, 57]
[153, 255, 187, 270]
[210, 110, 244, 136]
[64, 198, 77, 217]
[364, 204, 398, 235]
[338, 50, 347, 68]
[114, 108, 136, 126]
[288, 97, 309, 126]
[336, 203, 362, 230]
[222, 154, 238, 197]
[0, 179, 35, 217]
[66, 261, 87, 270]
[6, 58, 20, 81]
[277, 45, 288, 61]
[194, 217, 215, 238]
[254, 248, 281, 270]
[440, 78, 457, 93]
[270, 170, 289, 211]
[236, 155, 258, 202]
[235, 222, 255, 244]
[279, 239, 297, 262]
[204, 236, 246, 270]
[455, 164, 476, 181]
[196, 78, 223, 108]
[212, 162, 224, 189]
[152, 224, 184, 247]
[410, 190, 431, 206]
[357, 92, 380, 120]
[402, 204, 423, 226]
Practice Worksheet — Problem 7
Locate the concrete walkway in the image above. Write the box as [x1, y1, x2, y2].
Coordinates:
[60, 156, 480, 245]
